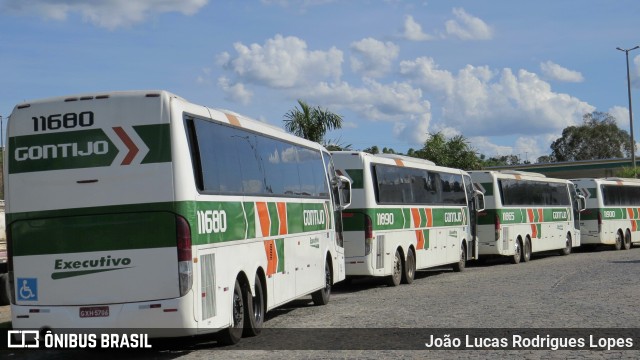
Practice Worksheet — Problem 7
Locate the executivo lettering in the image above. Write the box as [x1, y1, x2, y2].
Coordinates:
[52, 255, 133, 280]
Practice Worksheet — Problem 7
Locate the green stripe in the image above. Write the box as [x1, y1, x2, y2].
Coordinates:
[342, 207, 467, 231]
[135, 124, 172, 164]
[51, 267, 132, 280]
[12, 211, 177, 256]
[10, 200, 335, 256]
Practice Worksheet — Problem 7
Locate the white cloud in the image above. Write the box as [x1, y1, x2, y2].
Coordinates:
[350, 38, 399, 78]
[400, 57, 595, 138]
[218, 34, 343, 89]
[402, 15, 434, 41]
[0, 0, 208, 29]
[609, 106, 631, 127]
[218, 77, 253, 105]
[540, 61, 585, 83]
[444, 8, 493, 40]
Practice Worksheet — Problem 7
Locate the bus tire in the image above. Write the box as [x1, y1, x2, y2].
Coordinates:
[623, 230, 632, 250]
[614, 230, 623, 251]
[511, 239, 522, 264]
[386, 249, 403, 287]
[218, 279, 245, 346]
[402, 248, 416, 284]
[0, 274, 9, 306]
[243, 274, 265, 337]
[452, 244, 466, 272]
[560, 233, 572, 256]
[312, 260, 332, 306]
[522, 237, 532, 262]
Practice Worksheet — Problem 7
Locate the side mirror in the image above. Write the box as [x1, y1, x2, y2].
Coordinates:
[577, 195, 586, 212]
[474, 190, 485, 212]
[336, 175, 352, 210]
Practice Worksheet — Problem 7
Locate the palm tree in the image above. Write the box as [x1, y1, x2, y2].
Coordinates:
[283, 100, 342, 144]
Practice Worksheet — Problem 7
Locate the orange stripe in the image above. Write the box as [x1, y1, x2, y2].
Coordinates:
[527, 209, 534, 222]
[256, 202, 271, 237]
[628, 208, 634, 219]
[537, 208, 543, 222]
[530, 224, 538, 238]
[426, 208, 433, 227]
[394, 159, 404, 167]
[225, 113, 241, 127]
[411, 208, 421, 227]
[263, 240, 277, 276]
[632, 220, 637, 232]
[277, 202, 288, 235]
[415, 230, 424, 250]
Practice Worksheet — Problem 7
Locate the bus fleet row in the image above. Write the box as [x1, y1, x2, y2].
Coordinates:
[3, 91, 638, 345]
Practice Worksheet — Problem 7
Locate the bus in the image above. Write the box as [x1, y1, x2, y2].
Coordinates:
[572, 177, 640, 250]
[469, 170, 585, 264]
[331, 152, 485, 286]
[4, 90, 351, 344]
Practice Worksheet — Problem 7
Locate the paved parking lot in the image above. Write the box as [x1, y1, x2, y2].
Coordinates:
[3, 246, 640, 359]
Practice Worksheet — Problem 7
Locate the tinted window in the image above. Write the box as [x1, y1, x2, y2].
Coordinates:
[601, 184, 640, 206]
[188, 117, 328, 198]
[499, 179, 570, 206]
[373, 164, 465, 205]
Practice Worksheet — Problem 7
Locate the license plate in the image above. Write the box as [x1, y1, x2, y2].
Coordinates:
[79, 306, 110, 318]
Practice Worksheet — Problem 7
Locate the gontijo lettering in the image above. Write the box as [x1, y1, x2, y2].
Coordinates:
[15, 141, 109, 161]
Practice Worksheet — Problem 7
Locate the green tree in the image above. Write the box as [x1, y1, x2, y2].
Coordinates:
[362, 146, 380, 154]
[413, 132, 482, 170]
[549, 111, 633, 161]
[283, 99, 343, 144]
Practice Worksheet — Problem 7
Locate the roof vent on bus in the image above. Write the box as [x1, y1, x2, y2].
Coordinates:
[80, 96, 94, 101]
[498, 170, 546, 178]
[145, 93, 161, 97]
[65, 98, 79, 102]
[376, 153, 436, 166]
[17, 104, 31, 109]
[95, 95, 110, 99]
[603, 177, 640, 183]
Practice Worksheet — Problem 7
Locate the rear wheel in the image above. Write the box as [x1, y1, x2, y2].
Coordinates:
[312, 261, 332, 306]
[243, 274, 265, 337]
[522, 238, 531, 262]
[452, 244, 466, 272]
[386, 249, 403, 287]
[623, 230, 632, 250]
[614, 230, 623, 251]
[510, 239, 522, 264]
[401, 248, 416, 284]
[218, 279, 244, 345]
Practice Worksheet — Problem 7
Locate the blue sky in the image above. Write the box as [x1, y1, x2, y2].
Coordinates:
[1, 0, 640, 162]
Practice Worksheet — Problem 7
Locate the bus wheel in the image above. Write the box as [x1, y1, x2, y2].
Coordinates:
[522, 238, 531, 262]
[511, 239, 522, 264]
[560, 233, 572, 256]
[623, 230, 632, 250]
[402, 248, 416, 284]
[614, 230, 623, 251]
[218, 279, 245, 345]
[452, 244, 466, 272]
[243, 274, 265, 337]
[312, 260, 332, 306]
[386, 249, 403, 286]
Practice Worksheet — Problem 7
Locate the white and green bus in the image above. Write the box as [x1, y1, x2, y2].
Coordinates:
[331, 152, 485, 286]
[572, 177, 640, 250]
[469, 170, 585, 264]
[5, 90, 351, 344]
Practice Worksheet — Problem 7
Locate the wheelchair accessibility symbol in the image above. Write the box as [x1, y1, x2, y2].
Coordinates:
[17, 278, 38, 301]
